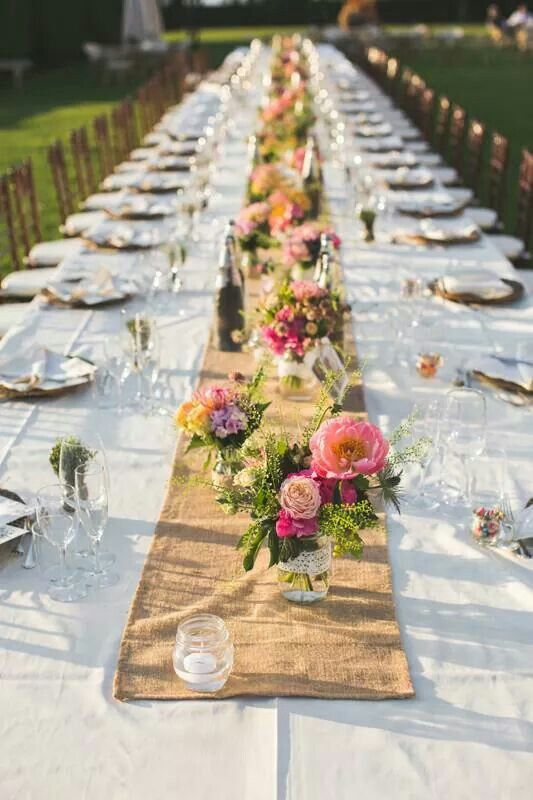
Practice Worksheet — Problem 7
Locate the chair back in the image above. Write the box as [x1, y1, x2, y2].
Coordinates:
[434, 95, 451, 155]
[0, 159, 42, 269]
[93, 114, 114, 180]
[487, 131, 509, 219]
[418, 87, 435, 140]
[70, 126, 97, 199]
[464, 119, 486, 196]
[516, 149, 533, 251]
[448, 104, 467, 173]
[47, 140, 75, 223]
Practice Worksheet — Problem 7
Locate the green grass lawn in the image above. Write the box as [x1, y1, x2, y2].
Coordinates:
[0, 63, 139, 273]
[0, 25, 531, 277]
[393, 45, 533, 228]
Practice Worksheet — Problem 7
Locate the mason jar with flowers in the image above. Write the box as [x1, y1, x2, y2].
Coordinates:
[234, 202, 278, 279]
[175, 371, 269, 489]
[218, 389, 424, 604]
[257, 279, 347, 400]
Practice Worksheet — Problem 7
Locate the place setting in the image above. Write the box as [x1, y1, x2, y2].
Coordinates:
[40, 266, 139, 307]
[0, 347, 96, 399]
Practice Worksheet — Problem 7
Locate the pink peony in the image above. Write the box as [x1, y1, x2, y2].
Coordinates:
[276, 509, 318, 538]
[310, 415, 389, 480]
[279, 474, 321, 519]
[194, 385, 234, 411]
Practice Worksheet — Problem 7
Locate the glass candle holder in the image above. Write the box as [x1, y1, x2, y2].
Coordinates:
[173, 614, 233, 693]
[416, 352, 443, 379]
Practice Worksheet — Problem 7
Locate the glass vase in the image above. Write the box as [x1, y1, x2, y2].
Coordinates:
[242, 252, 261, 280]
[211, 451, 240, 490]
[277, 534, 332, 603]
[276, 353, 317, 401]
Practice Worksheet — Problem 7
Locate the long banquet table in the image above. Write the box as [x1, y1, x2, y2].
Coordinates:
[1, 43, 533, 799]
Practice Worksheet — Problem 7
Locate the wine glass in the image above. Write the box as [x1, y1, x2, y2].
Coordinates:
[445, 388, 487, 505]
[36, 483, 87, 602]
[103, 339, 131, 413]
[75, 463, 119, 589]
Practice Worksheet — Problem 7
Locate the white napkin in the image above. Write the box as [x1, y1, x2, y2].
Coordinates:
[470, 354, 533, 391]
[419, 219, 479, 242]
[0, 348, 95, 392]
[388, 168, 433, 186]
[398, 192, 460, 215]
[46, 267, 136, 305]
[0, 496, 28, 527]
[440, 269, 511, 299]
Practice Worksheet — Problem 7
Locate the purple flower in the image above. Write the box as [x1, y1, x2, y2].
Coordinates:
[210, 404, 247, 439]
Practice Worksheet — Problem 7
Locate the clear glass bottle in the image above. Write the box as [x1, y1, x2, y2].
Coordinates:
[173, 614, 234, 693]
[277, 534, 332, 603]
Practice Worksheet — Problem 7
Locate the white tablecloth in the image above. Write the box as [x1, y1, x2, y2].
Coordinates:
[1, 44, 532, 800]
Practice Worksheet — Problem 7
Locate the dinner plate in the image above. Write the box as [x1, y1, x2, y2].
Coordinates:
[430, 277, 524, 305]
[386, 168, 434, 189]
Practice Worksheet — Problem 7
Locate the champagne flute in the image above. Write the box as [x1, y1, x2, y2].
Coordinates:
[445, 388, 487, 505]
[36, 483, 87, 602]
[75, 463, 119, 589]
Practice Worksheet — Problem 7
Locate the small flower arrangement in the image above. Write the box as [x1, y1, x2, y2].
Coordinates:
[249, 164, 293, 201]
[217, 386, 426, 601]
[235, 202, 278, 253]
[282, 222, 341, 272]
[258, 279, 347, 361]
[175, 370, 269, 485]
[471, 505, 505, 545]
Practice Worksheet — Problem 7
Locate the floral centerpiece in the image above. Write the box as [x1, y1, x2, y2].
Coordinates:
[175, 370, 269, 488]
[218, 387, 424, 603]
[235, 202, 278, 254]
[256, 279, 348, 398]
[282, 221, 341, 277]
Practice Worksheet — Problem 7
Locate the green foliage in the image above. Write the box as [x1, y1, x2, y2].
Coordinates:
[48, 436, 94, 484]
[319, 499, 378, 559]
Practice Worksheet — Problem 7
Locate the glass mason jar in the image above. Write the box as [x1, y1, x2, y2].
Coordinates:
[276, 352, 317, 401]
[211, 450, 241, 490]
[242, 251, 261, 280]
[172, 614, 234, 693]
[277, 533, 332, 603]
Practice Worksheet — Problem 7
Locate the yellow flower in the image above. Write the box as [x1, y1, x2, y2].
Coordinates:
[175, 400, 195, 429]
[187, 404, 211, 435]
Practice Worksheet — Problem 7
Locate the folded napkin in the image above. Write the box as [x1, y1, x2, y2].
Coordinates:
[0, 348, 95, 393]
[439, 269, 511, 299]
[361, 136, 404, 153]
[387, 168, 434, 188]
[45, 267, 136, 306]
[372, 151, 418, 169]
[357, 123, 393, 138]
[419, 219, 480, 243]
[470, 354, 533, 392]
[398, 192, 463, 216]
[0, 495, 29, 527]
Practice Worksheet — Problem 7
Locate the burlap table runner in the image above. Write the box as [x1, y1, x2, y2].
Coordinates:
[113, 280, 414, 701]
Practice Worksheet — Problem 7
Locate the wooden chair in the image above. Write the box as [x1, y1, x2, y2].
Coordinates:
[486, 149, 533, 265]
[398, 67, 413, 112]
[487, 132, 510, 220]
[515, 149, 533, 258]
[0, 158, 82, 286]
[385, 57, 400, 97]
[93, 114, 115, 179]
[70, 126, 97, 200]
[47, 140, 76, 224]
[418, 88, 435, 141]
[433, 95, 451, 156]
[463, 119, 486, 196]
[448, 104, 467, 174]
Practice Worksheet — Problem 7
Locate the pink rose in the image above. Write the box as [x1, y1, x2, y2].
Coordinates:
[310, 415, 389, 480]
[279, 474, 321, 519]
[275, 509, 318, 538]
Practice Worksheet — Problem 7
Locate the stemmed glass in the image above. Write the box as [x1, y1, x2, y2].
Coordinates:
[36, 483, 87, 602]
[74, 463, 119, 589]
[444, 388, 487, 506]
[103, 339, 131, 413]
